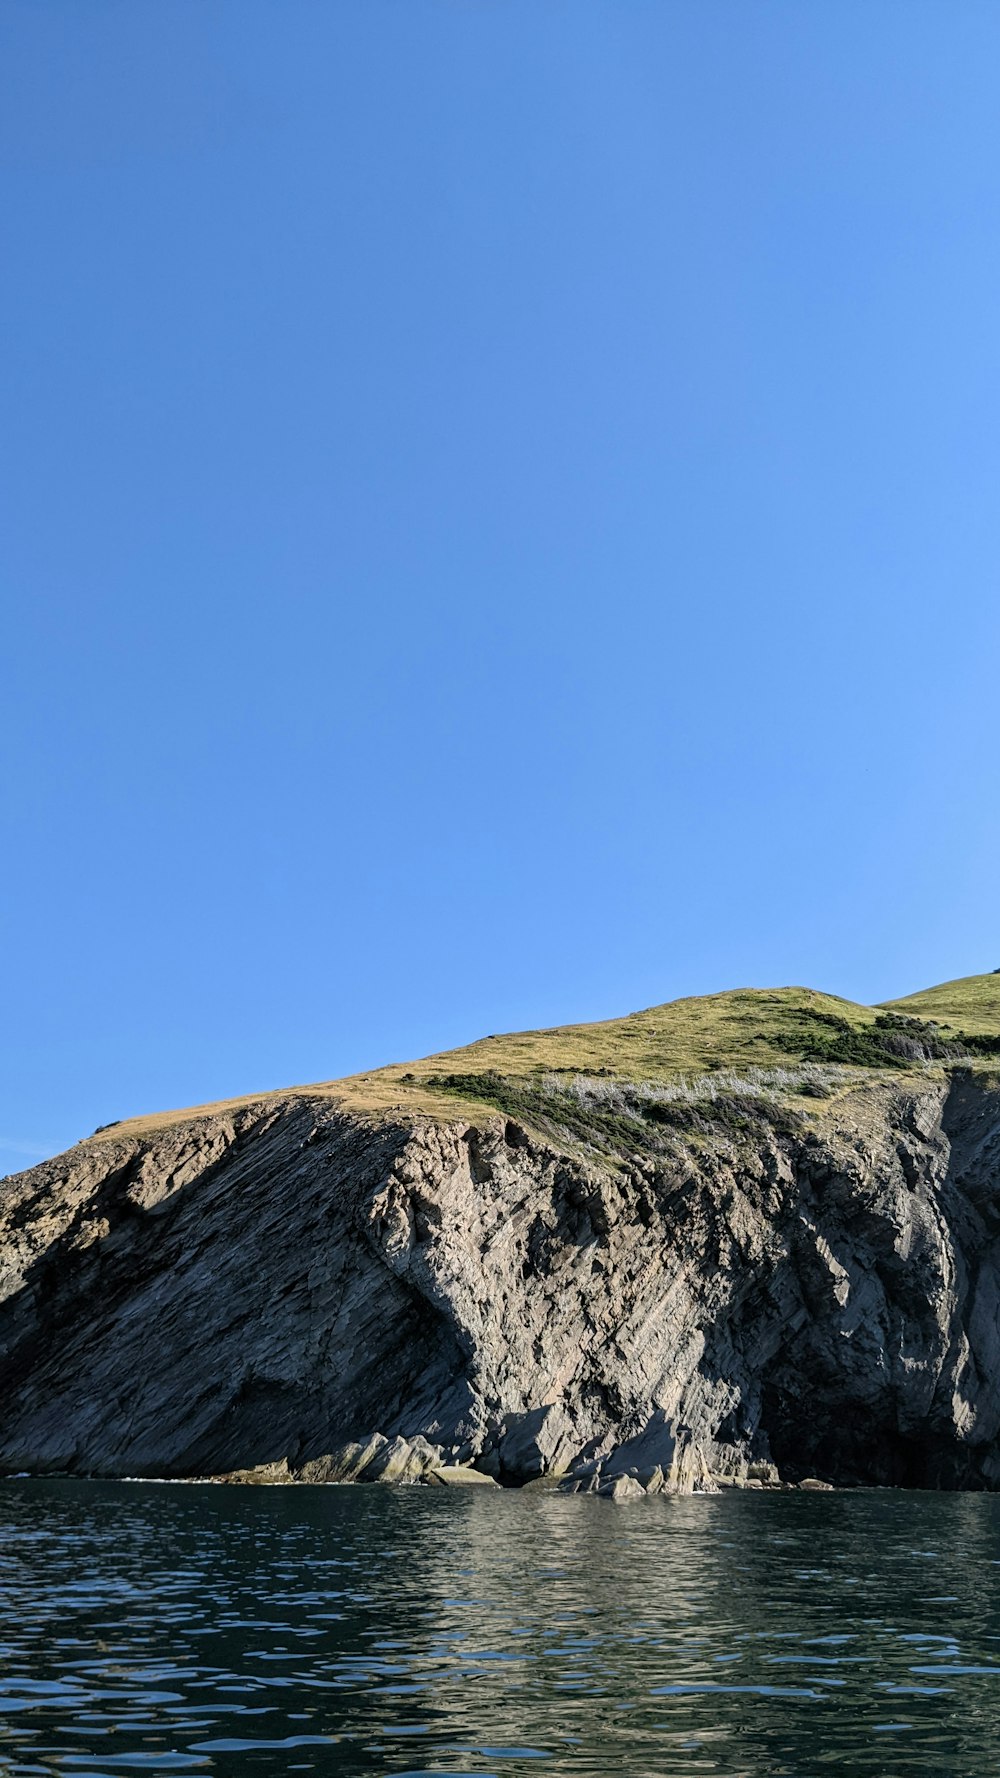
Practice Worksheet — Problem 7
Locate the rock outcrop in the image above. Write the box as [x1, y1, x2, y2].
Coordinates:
[3, 1065, 1000, 1489]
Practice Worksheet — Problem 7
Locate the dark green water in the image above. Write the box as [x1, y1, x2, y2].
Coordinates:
[0, 1482, 998, 1776]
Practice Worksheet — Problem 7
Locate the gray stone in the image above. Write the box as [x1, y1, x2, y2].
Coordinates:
[424, 1466, 499, 1487]
[366, 1434, 443, 1483]
[297, 1436, 388, 1484]
[600, 1412, 678, 1479]
[218, 1459, 292, 1485]
[497, 1403, 576, 1479]
[566, 1457, 602, 1480]
[597, 1473, 645, 1501]
[3, 1071, 1000, 1492]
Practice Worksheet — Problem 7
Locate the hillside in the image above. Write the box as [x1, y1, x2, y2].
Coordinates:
[84, 973, 1000, 1150]
[881, 971, 1000, 1036]
[4, 972, 1000, 1495]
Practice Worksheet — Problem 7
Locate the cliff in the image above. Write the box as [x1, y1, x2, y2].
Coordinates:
[4, 977, 1000, 1493]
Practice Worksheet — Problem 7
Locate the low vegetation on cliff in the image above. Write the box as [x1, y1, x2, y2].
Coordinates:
[84, 973, 1000, 1146]
[6, 973, 1000, 1492]
[342, 973, 1000, 1132]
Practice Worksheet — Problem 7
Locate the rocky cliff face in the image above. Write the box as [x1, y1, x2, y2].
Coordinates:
[3, 1067, 1000, 1490]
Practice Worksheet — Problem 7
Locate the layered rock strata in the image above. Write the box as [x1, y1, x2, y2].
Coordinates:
[2, 1068, 1000, 1490]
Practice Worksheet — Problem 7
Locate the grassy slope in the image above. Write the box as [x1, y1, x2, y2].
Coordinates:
[350, 986, 878, 1105]
[80, 975, 1000, 1148]
[881, 973, 1000, 1036]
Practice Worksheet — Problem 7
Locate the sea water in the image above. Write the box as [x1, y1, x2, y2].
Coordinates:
[0, 1479, 997, 1775]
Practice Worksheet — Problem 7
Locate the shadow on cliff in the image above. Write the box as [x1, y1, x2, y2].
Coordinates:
[0, 1101, 475, 1477]
[739, 1070, 1000, 1489]
[6, 1070, 1000, 1490]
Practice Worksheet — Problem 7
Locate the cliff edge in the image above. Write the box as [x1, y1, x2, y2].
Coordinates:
[4, 977, 1000, 1492]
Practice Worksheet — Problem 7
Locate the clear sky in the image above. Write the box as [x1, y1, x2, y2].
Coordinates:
[3, 2, 1000, 1172]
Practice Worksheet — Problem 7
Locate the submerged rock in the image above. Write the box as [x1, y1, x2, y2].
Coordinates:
[424, 1466, 500, 1487]
[597, 1473, 645, 1501]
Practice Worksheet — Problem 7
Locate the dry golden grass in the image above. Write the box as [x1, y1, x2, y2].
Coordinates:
[82, 982, 906, 1144]
[83, 974, 1000, 1150]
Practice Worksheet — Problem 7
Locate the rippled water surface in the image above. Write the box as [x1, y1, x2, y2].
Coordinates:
[0, 1481, 999, 1775]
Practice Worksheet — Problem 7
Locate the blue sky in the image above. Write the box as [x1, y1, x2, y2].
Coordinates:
[3, 1, 1000, 1172]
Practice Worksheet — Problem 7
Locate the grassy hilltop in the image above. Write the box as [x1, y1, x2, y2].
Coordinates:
[88, 973, 1000, 1150]
[881, 973, 1000, 1036]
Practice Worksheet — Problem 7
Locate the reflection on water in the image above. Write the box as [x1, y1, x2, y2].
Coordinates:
[0, 1481, 997, 1774]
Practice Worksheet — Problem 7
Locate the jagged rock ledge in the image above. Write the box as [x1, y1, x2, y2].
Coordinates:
[208, 1427, 836, 1500]
[3, 1062, 1000, 1493]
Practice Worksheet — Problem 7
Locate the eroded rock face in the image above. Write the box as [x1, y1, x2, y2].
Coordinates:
[3, 1070, 1000, 1488]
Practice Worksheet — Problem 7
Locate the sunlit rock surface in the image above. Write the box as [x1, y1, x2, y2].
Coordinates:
[3, 1066, 1000, 1490]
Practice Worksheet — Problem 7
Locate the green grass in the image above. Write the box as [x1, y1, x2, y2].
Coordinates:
[384, 985, 883, 1088]
[86, 974, 1000, 1149]
[356, 975, 1000, 1128]
[881, 973, 1000, 1037]
[428, 1067, 807, 1158]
